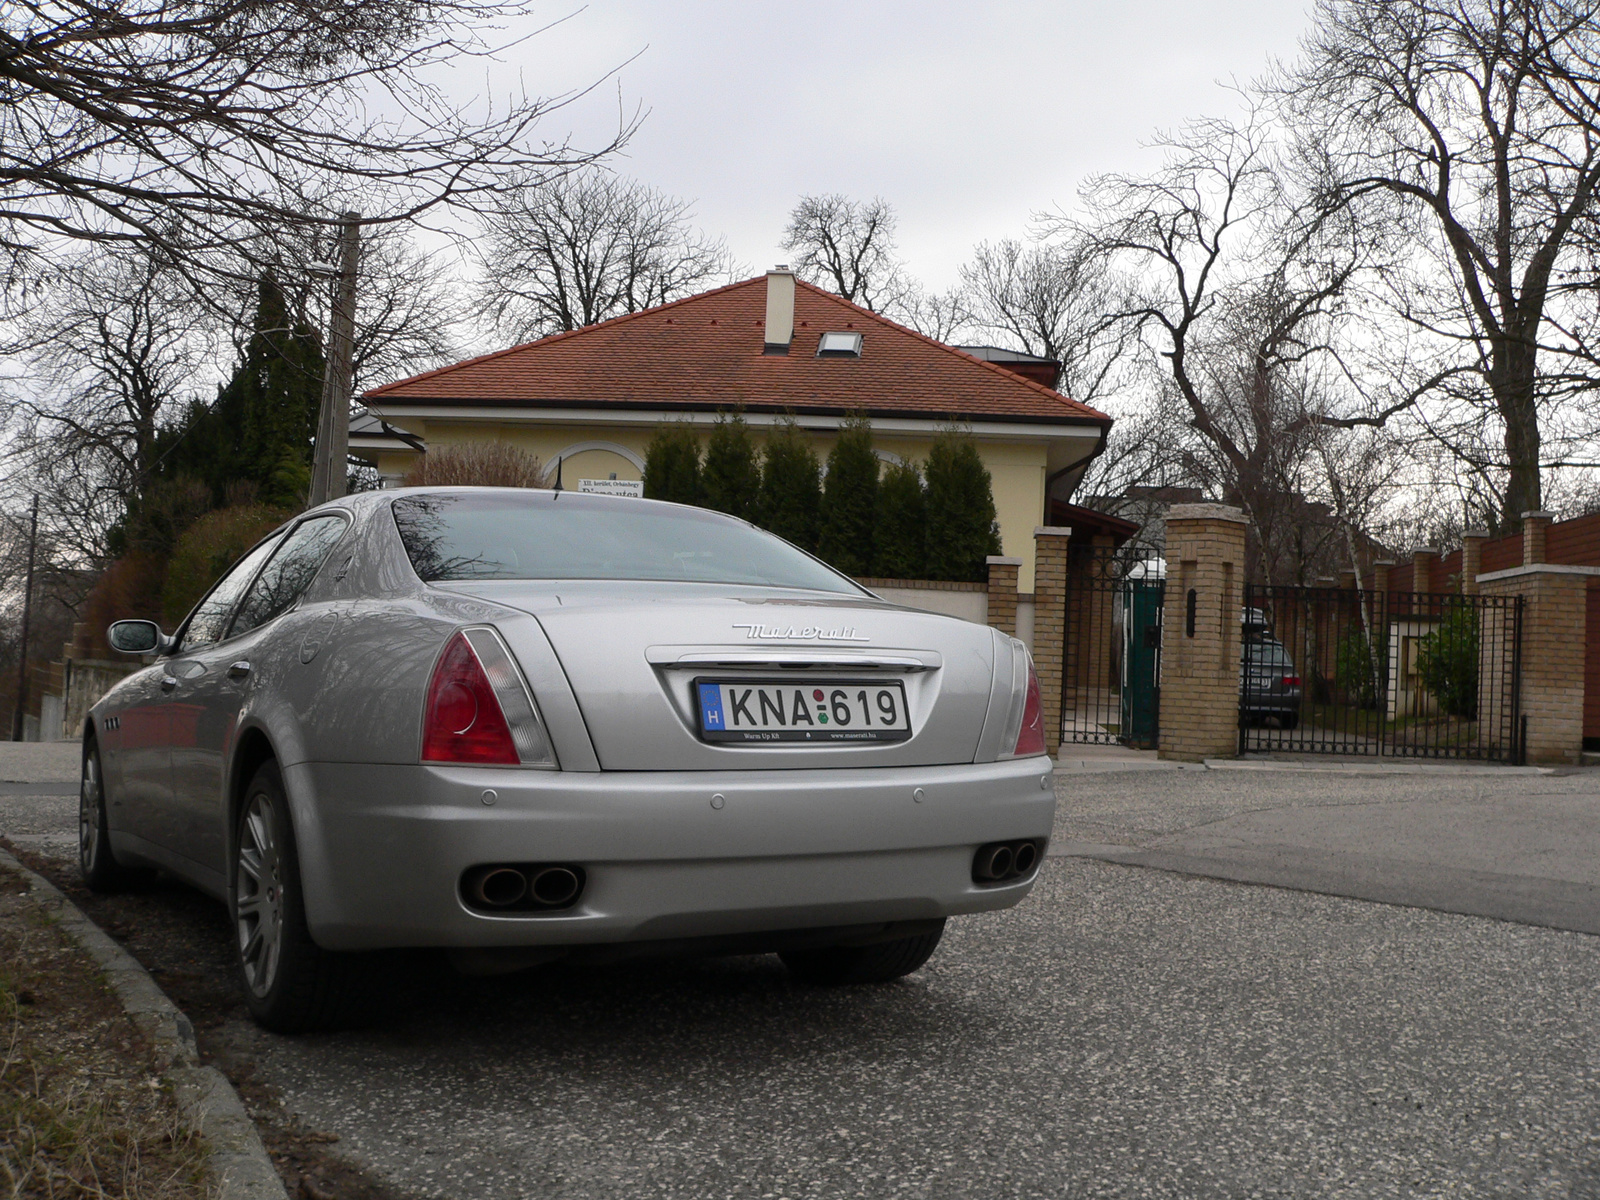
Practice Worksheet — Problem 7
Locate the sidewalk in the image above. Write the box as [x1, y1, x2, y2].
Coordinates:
[1052, 762, 1600, 935]
[1053, 741, 1558, 776]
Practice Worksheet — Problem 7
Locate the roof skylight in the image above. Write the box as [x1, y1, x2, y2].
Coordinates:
[816, 331, 863, 358]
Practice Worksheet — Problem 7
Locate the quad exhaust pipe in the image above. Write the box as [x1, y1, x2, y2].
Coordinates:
[972, 839, 1045, 885]
[462, 863, 586, 913]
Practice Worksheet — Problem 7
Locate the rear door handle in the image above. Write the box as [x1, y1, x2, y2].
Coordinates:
[227, 661, 252, 680]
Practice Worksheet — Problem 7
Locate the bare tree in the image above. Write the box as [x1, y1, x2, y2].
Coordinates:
[782, 194, 909, 313]
[1282, 0, 1600, 525]
[0, 1, 626, 290]
[897, 284, 972, 343]
[0, 249, 219, 562]
[266, 221, 468, 394]
[1064, 118, 1382, 581]
[961, 236, 1136, 403]
[473, 169, 734, 341]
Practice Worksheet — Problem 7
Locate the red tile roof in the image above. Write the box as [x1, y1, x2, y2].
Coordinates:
[365, 277, 1110, 427]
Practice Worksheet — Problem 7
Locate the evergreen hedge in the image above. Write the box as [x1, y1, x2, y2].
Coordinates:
[700, 412, 761, 520]
[758, 416, 822, 551]
[818, 413, 878, 577]
[873, 459, 926, 578]
[642, 423, 703, 505]
[924, 427, 1001, 581]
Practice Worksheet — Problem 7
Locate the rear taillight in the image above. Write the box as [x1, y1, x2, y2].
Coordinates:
[422, 628, 555, 767]
[1013, 660, 1046, 757]
[1282, 676, 1301, 687]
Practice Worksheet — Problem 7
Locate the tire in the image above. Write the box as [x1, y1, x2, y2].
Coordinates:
[780, 921, 945, 985]
[79, 738, 138, 892]
[1281, 714, 1300, 731]
[232, 760, 365, 1033]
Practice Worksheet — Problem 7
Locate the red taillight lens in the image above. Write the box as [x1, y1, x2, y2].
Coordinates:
[422, 632, 519, 764]
[1282, 676, 1301, 687]
[1013, 660, 1046, 757]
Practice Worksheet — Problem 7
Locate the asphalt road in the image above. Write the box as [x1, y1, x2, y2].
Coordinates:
[1053, 763, 1600, 935]
[7, 756, 1600, 1197]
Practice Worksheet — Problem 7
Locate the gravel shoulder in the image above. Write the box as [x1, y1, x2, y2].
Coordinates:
[0, 861, 211, 1200]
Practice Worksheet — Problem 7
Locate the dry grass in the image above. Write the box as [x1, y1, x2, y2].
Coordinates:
[0, 880, 211, 1200]
[401, 441, 544, 488]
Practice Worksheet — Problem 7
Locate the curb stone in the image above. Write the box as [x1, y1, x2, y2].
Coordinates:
[0, 847, 289, 1200]
[1203, 758, 1551, 776]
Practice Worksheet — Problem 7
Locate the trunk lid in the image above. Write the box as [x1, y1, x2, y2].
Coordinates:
[437, 581, 1001, 770]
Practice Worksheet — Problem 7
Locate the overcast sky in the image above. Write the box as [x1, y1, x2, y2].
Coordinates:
[483, 1, 1317, 289]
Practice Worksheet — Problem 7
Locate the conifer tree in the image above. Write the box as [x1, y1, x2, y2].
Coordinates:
[873, 459, 926, 578]
[699, 411, 761, 520]
[756, 416, 822, 551]
[818, 412, 878, 576]
[159, 275, 324, 510]
[924, 427, 1000, 581]
[642, 422, 702, 505]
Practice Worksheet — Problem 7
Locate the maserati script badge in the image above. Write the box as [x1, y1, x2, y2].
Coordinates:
[732, 623, 871, 642]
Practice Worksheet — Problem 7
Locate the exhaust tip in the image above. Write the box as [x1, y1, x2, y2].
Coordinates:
[1012, 841, 1038, 875]
[977, 845, 1014, 881]
[460, 862, 587, 914]
[530, 866, 581, 907]
[972, 839, 1045, 886]
[469, 866, 528, 908]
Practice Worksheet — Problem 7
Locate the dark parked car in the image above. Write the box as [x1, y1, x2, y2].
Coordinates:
[1240, 637, 1302, 728]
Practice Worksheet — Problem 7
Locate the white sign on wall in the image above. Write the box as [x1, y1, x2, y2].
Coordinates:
[577, 478, 644, 498]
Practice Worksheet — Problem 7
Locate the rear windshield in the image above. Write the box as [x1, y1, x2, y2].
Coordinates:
[1245, 642, 1294, 668]
[391, 491, 863, 592]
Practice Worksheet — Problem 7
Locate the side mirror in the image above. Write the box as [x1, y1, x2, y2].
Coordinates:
[108, 620, 166, 655]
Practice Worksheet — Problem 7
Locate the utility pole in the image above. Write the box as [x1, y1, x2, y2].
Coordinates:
[310, 211, 360, 506]
[12, 495, 38, 742]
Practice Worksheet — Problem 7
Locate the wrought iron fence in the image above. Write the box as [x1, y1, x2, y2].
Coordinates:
[1239, 585, 1523, 761]
[1062, 547, 1164, 747]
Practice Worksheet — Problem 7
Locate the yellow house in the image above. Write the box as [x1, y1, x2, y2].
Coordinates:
[358, 269, 1111, 591]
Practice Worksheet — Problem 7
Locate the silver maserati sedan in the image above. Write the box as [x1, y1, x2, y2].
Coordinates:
[81, 487, 1053, 1031]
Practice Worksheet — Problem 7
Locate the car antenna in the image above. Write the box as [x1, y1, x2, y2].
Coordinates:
[552, 455, 563, 495]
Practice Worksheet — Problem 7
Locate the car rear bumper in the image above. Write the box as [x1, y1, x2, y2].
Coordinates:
[286, 756, 1056, 951]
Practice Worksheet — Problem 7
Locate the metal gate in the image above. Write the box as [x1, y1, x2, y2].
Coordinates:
[1239, 585, 1523, 761]
[1063, 548, 1163, 748]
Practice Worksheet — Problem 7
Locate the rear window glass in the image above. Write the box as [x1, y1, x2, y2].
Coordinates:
[391, 492, 863, 593]
[1245, 642, 1293, 667]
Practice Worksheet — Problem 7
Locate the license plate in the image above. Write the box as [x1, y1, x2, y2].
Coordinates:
[694, 678, 912, 744]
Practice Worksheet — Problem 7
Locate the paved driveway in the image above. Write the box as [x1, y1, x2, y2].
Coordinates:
[6, 749, 1600, 1197]
[1054, 762, 1600, 934]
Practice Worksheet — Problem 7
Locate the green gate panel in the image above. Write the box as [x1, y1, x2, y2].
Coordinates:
[1120, 579, 1163, 748]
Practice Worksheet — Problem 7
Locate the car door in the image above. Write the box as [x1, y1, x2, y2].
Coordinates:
[166, 515, 350, 875]
[156, 533, 286, 867]
[101, 663, 173, 848]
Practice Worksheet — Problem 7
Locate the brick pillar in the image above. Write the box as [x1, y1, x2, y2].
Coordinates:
[1461, 530, 1488, 595]
[1479, 563, 1600, 764]
[1372, 560, 1394, 595]
[1413, 547, 1438, 595]
[1032, 527, 1072, 758]
[1523, 511, 1554, 565]
[1158, 504, 1248, 762]
[985, 556, 1021, 636]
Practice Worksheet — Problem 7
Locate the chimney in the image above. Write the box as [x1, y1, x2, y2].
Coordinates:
[763, 265, 795, 355]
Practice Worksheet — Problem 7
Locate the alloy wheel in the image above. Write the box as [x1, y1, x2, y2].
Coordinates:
[78, 751, 101, 872]
[235, 793, 285, 997]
